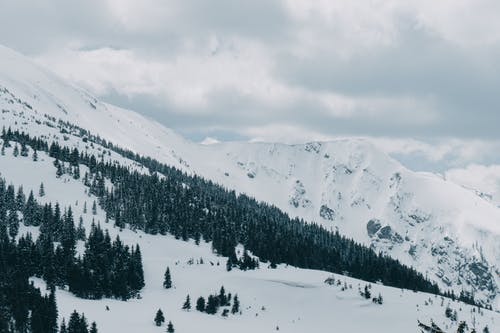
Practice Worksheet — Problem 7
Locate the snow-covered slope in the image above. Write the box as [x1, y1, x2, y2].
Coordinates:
[1, 144, 498, 333]
[1, 44, 499, 309]
[446, 164, 500, 208]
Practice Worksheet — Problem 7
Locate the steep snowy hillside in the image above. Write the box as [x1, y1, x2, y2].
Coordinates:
[1, 140, 498, 333]
[1, 44, 499, 308]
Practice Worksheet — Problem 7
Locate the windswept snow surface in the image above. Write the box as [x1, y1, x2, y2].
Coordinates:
[0, 44, 499, 308]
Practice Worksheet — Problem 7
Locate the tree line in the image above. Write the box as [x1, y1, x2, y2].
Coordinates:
[1, 127, 464, 302]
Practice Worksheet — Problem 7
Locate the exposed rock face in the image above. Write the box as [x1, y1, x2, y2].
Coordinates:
[367, 219, 382, 237]
[320, 205, 335, 221]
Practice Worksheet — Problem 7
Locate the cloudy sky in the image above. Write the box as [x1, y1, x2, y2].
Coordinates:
[1, 0, 500, 168]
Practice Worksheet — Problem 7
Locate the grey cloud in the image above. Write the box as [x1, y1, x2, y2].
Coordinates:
[1, 0, 500, 144]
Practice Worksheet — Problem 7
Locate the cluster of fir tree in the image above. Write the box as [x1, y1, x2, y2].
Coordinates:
[0, 177, 144, 301]
[153, 309, 175, 332]
[2, 127, 475, 306]
[226, 249, 259, 271]
[193, 286, 240, 316]
[69, 223, 145, 300]
[59, 310, 98, 333]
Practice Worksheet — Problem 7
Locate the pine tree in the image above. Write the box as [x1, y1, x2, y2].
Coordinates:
[89, 322, 98, 333]
[154, 309, 165, 326]
[13, 144, 19, 157]
[363, 285, 371, 299]
[47, 287, 58, 333]
[163, 267, 172, 289]
[166, 321, 175, 333]
[92, 200, 97, 215]
[60, 319, 68, 333]
[32, 149, 38, 161]
[39, 182, 45, 197]
[206, 295, 218, 314]
[231, 294, 240, 314]
[182, 295, 191, 310]
[8, 210, 19, 239]
[20, 143, 29, 157]
[76, 217, 86, 241]
[218, 286, 227, 306]
[196, 297, 206, 312]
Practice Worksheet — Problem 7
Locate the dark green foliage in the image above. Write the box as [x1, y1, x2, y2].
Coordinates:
[69, 224, 144, 300]
[1, 127, 480, 306]
[231, 294, 240, 314]
[67, 310, 90, 333]
[38, 183, 45, 197]
[205, 295, 218, 315]
[154, 309, 165, 326]
[60, 319, 68, 333]
[166, 321, 174, 333]
[0, 226, 59, 333]
[163, 267, 172, 289]
[196, 297, 206, 312]
[362, 285, 371, 299]
[89, 322, 98, 333]
[182, 295, 191, 310]
[193, 286, 239, 316]
[0, 177, 144, 302]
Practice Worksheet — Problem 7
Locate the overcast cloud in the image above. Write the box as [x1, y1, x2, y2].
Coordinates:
[1, 0, 500, 168]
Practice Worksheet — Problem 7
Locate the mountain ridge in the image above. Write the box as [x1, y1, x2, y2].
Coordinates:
[0, 44, 499, 308]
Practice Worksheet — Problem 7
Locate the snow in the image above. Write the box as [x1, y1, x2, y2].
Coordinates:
[1, 43, 500, 313]
[1, 148, 499, 332]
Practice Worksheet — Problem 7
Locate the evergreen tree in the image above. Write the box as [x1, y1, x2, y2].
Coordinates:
[13, 144, 19, 157]
[8, 210, 19, 239]
[182, 295, 191, 310]
[76, 217, 86, 241]
[205, 295, 218, 315]
[67, 310, 88, 333]
[39, 182, 45, 197]
[20, 143, 29, 157]
[154, 309, 165, 326]
[47, 287, 58, 333]
[32, 149, 38, 161]
[163, 267, 172, 289]
[231, 294, 240, 314]
[60, 319, 68, 333]
[166, 321, 175, 333]
[92, 200, 97, 215]
[218, 286, 227, 306]
[89, 322, 98, 333]
[363, 285, 371, 299]
[196, 297, 206, 312]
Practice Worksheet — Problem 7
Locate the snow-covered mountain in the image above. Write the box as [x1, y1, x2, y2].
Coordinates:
[1, 42, 499, 315]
